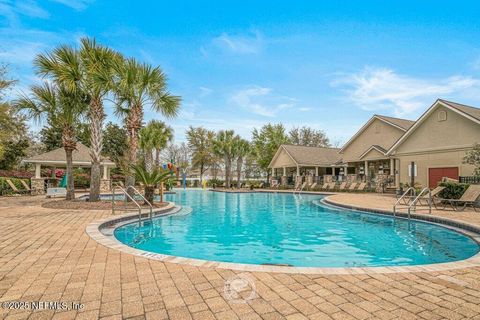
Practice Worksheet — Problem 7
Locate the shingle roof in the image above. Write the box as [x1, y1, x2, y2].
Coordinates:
[281, 144, 341, 166]
[25, 143, 114, 165]
[375, 115, 415, 130]
[439, 99, 480, 122]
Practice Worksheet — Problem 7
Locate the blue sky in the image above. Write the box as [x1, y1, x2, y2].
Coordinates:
[1, 0, 480, 145]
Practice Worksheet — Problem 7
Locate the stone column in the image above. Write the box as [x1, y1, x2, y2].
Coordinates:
[364, 161, 369, 181]
[100, 166, 111, 192]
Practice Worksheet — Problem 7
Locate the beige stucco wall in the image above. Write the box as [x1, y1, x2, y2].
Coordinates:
[393, 105, 480, 187]
[341, 118, 405, 162]
[270, 148, 296, 168]
[361, 148, 387, 161]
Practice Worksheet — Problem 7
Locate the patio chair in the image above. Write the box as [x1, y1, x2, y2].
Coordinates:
[320, 183, 329, 190]
[271, 180, 279, 189]
[417, 186, 445, 206]
[20, 180, 37, 195]
[348, 182, 358, 192]
[5, 179, 29, 195]
[435, 185, 480, 212]
[309, 182, 317, 190]
[327, 182, 336, 191]
[356, 182, 367, 192]
[338, 182, 347, 192]
[297, 181, 307, 191]
[258, 182, 264, 188]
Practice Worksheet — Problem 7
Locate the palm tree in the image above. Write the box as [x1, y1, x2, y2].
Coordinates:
[131, 164, 172, 204]
[139, 121, 173, 173]
[213, 130, 238, 188]
[234, 138, 250, 188]
[112, 58, 180, 194]
[15, 83, 86, 200]
[34, 37, 119, 201]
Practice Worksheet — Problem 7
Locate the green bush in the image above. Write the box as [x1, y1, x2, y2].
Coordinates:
[0, 177, 29, 195]
[439, 182, 469, 199]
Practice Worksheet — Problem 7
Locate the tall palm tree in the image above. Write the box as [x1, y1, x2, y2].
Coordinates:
[213, 130, 238, 188]
[149, 120, 174, 169]
[15, 83, 86, 200]
[234, 138, 250, 188]
[34, 38, 119, 201]
[112, 58, 180, 193]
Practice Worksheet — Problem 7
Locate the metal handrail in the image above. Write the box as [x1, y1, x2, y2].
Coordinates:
[393, 187, 415, 217]
[407, 187, 432, 218]
[112, 185, 153, 223]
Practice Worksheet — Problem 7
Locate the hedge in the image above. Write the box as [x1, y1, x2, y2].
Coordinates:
[0, 177, 29, 195]
[439, 182, 469, 199]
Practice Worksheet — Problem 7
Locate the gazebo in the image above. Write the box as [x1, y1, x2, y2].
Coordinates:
[23, 143, 115, 194]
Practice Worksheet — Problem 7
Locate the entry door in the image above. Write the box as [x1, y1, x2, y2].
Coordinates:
[428, 167, 459, 188]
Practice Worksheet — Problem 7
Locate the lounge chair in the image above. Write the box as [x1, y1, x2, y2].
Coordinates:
[297, 182, 307, 191]
[271, 180, 279, 189]
[309, 182, 317, 190]
[320, 183, 329, 190]
[20, 180, 36, 195]
[417, 186, 445, 206]
[258, 182, 264, 188]
[348, 182, 358, 192]
[327, 182, 336, 191]
[338, 182, 347, 192]
[5, 179, 29, 195]
[435, 185, 480, 211]
[356, 182, 367, 192]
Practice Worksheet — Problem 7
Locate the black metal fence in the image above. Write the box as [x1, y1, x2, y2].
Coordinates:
[459, 176, 480, 184]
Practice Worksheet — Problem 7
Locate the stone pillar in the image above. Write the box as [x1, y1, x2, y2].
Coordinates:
[100, 179, 111, 192]
[102, 165, 109, 180]
[364, 161, 369, 180]
[31, 178, 46, 195]
[394, 158, 400, 188]
[35, 163, 41, 178]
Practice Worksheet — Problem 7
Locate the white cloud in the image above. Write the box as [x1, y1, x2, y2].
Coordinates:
[211, 30, 263, 54]
[332, 67, 480, 116]
[298, 107, 311, 112]
[199, 86, 212, 97]
[0, 0, 49, 26]
[231, 85, 294, 117]
[50, 0, 93, 11]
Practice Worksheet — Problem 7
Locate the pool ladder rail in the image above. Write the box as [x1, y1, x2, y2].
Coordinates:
[112, 185, 153, 224]
[393, 187, 432, 219]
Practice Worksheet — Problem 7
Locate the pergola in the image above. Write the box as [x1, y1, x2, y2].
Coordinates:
[23, 143, 115, 194]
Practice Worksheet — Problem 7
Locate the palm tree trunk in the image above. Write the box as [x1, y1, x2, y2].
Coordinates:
[237, 157, 242, 188]
[126, 104, 143, 199]
[155, 148, 160, 168]
[200, 162, 204, 185]
[160, 182, 164, 203]
[65, 148, 75, 200]
[225, 157, 231, 188]
[89, 99, 105, 202]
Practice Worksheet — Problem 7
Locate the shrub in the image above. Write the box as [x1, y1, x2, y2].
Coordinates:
[439, 182, 469, 199]
[0, 170, 33, 179]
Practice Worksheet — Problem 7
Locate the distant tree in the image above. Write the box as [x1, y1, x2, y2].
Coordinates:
[463, 143, 480, 176]
[233, 138, 250, 188]
[213, 130, 239, 187]
[139, 121, 174, 173]
[102, 122, 128, 169]
[251, 124, 290, 179]
[289, 126, 330, 147]
[0, 139, 29, 170]
[186, 126, 216, 184]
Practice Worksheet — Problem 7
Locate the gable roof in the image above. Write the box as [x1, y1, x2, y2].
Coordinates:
[24, 143, 115, 166]
[268, 144, 341, 168]
[387, 99, 480, 155]
[339, 114, 414, 153]
[359, 145, 387, 160]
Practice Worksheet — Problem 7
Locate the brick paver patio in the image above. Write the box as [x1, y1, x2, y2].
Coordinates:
[1, 194, 480, 320]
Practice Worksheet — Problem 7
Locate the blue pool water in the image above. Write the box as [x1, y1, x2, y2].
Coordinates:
[114, 190, 479, 267]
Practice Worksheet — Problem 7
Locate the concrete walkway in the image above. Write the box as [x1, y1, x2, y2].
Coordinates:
[0, 195, 479, 319]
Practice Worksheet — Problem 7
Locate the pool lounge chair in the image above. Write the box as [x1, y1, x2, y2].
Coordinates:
[348, 182, 358, 192]
[20, 180, 37, 195]
[271, 180, 279, 189]
[338, 182, 347, 192]
[320, 183, 329, 190]
[309, 182, 317, 190]
[5, 179, 29, 195]
[435, 185, 480, 212]
[417, 186, 445, 206]
[356, 182, 367, 192]
[327, 182, 336, 191]
[297, 181, 307, 191]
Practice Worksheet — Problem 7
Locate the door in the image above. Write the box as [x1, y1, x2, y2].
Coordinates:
[428, 167, 459, 188]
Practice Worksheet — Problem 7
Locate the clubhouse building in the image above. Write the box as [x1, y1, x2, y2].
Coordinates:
[268, 99, 480, 190]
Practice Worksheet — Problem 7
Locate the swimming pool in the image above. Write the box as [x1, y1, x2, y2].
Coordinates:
[113, 190, 479, 267]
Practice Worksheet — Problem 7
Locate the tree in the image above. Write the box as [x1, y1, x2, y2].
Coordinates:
[39, 122, 90, 151]
[251, 124, 290, 179]
[233, 138, 250, 188]
[0, 139, 29, 170]
[131, 164, 171, 204]
[139, 120, 173, 172]
[102, 122, 128, 168]
[213, 130, 238, 187]
[15, 82, 87, 200]
[289, 126, 330, 147]
[35, 37, 119, 201]
[186, 126, 215, 184]
[463, 143, 480, 176]
[112, 57, 180, 196]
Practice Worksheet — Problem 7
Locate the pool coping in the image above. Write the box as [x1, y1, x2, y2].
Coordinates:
[85, 193, 480, 275]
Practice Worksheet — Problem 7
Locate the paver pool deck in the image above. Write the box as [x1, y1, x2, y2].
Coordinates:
[1, 193, 480, 320]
